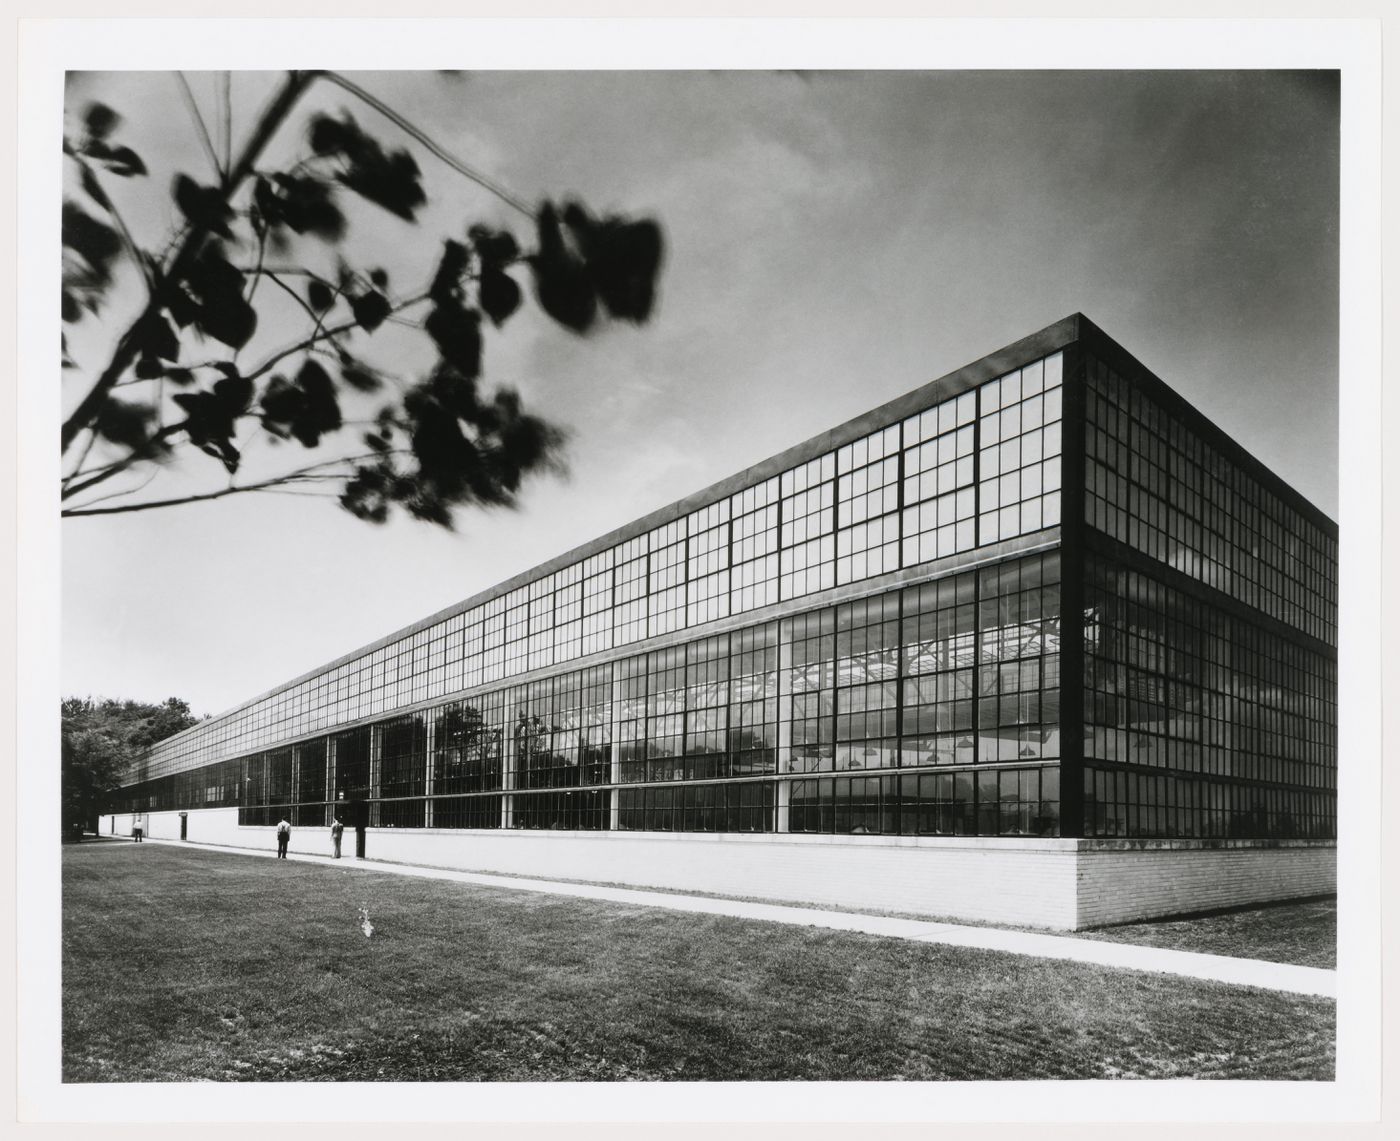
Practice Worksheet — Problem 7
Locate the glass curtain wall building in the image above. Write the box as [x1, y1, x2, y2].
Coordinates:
[110, 316, 1337, 845]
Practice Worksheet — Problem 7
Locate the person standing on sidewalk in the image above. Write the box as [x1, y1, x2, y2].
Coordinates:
[132, 814, 143, 843]
[275, 817, 291, 859]
[330, 817, 344, 859]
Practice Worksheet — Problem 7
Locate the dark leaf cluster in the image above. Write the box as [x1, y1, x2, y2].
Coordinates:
[93, 396, 160, 451]
[183, 249, 260, 352]
[260, 359, 343, 447]
[62, 83, 665, 534]
[73, 104, 148, 179]
[471, 225, 522, 327]
[174, 173, 235, 240]
[60, 103, 150, 324]
[308, 112, 426, 222]
[425, 239, 483, 378]
[341, 368, 564, 528]
[61, 201, 123, 322]
[530, 201, 663, 333]
[172, 365, 253, 473]
[253, 173, 346, 243]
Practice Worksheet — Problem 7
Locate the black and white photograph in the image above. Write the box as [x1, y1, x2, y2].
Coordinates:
[14, 12, 1387, 1127]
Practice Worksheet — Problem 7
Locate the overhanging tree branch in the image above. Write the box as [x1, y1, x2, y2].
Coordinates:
[319, 71, 534, 219]
[244, 290, 431, 382]
[61, 71, 664, 529]
[61, 422, 189, 499]
[61, 70, 319, 454]
[173, 72, 224, 182]
[62, 450, 413, 517]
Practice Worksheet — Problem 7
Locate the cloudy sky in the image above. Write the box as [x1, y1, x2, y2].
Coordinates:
[59, 67, 1340, 717]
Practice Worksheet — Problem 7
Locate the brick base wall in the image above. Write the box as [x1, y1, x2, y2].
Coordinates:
[1074, 840, 1337, 927]
[101, 810, 1335, 930]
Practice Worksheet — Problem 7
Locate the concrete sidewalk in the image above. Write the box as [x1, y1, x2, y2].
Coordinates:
[135, 837, 1336, 999]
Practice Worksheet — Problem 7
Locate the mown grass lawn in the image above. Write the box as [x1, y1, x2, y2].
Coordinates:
[1078, 897, 1336, 968]
[62, 844, 1334, 1082]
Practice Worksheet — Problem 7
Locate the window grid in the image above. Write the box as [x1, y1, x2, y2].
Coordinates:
[978, 354, 1063, 545]
[1083, 552, 1336, 839]
[1084, 355, 1336, 645]
[836, 424, 901, 586]
[133, 347, 1330, 807]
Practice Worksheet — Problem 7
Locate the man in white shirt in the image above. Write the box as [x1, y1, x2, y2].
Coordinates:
[275, 817, 291, 859]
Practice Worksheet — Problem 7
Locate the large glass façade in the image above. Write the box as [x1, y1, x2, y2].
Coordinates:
[1078, 349, 1337, 840]
[133, 352, 1066, 780]
[113, 550, 1064, 837]
[111, 317, 1338, 846]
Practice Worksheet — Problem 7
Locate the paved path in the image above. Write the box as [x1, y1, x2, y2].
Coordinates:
[134, 838, 1335, 999]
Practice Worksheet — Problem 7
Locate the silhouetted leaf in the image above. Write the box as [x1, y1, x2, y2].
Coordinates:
[425, 303, 481, 379]
[493, 404, 560, 494]
[530, 203, 596, 333]
[259, 374, 302, 434]
[308, 112, 425, 222]
[307, 280, 335, 312]
[101, 146, 147, 177]
[211, 441, 241, 473]
[199, 294, 257, 350]
[84, 103, 120, 141]
[136, 313, 180, 363]
[261, 173, 345, 242]
[61, 289, 81, 323]
[469, 225, 519, 268]
[369, 267, 389, 290]
[184, 247, 257, 348]
[291, 358, 343, 446]
[94, 397, 156, 449]
[307, 113, 354, 156]
[430, 240, 469, 305]
[186, 246, 244, 303]
[260, 359, 342, 447]
[424, 363, 481, 421]
[341, 358, 385, 393]
[344, 145, 424, 220]
[213, 370, 253, 414]
[340, 464, 392, 523]
[172, 173, 233, 239]
[166, 288, 200, 329]
[172, 390, 241, 473]
[351, 290, 391, 332]
[134, 355, 166, 380]
[479, 268, 521, 328]
[562, 202, 663, 323]
[62, 201, 122, 290]
[79, 166, 112, 211]
[164, 368, 195, 386]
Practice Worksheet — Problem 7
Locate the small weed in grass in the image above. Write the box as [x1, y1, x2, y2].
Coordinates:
[63, 844, 1334, 1082]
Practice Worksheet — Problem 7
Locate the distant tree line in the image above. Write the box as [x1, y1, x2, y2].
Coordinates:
[62, 696, 204, 837]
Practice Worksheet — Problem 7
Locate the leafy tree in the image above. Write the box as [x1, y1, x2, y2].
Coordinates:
[60, 71, 663, 526]
[61, 697, 204, 835]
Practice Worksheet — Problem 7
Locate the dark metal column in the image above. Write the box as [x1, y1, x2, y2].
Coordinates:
[1057, 330, 1089, 838]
